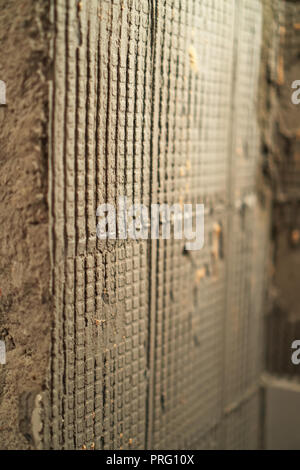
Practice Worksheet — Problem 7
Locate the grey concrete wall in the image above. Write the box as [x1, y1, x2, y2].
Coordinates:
[0, 0, 274, 450]
[44, 0, 268, 450]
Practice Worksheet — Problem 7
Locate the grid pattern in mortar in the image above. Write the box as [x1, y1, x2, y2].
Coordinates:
[46, 0, 266, 450]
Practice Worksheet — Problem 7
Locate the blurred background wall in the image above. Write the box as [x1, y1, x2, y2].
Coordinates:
[262, 0, 300, 450]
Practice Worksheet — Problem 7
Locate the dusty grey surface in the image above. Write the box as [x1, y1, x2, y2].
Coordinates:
[263, 374, 300, 450]
[0, 0, 51, 449]
[0, 0, 279, 450]
[45, 0, 269, 450]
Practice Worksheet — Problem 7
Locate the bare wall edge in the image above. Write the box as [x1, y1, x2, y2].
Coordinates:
[0, 0, 52, 449]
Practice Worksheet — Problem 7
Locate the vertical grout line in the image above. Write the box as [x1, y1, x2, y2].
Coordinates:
[54, 0, 67, 448]
[93, 2, 101, 450]
[168, 0, 182, 449]
[221, 0, 241, 449]
[64, 0, 76, 449]
[146, 0, 160, 450]
[152, 0, 167, 447]
[47, 0, 56, 450]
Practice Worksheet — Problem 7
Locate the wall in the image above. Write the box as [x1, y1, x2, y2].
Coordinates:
[0, 0, 273, 450]
[0, 0, 51, 449]
[264, 0, 300, 380]
[45, 0, 268, 450]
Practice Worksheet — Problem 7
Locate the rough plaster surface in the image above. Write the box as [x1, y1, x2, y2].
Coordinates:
[44, 0, 268, 450]
[0, 0, 51, 449]
[264, 0, 300, 379]
[0, 0, 273, 450]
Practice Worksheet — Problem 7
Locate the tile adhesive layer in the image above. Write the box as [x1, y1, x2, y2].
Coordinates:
[43, 0, 269, 450]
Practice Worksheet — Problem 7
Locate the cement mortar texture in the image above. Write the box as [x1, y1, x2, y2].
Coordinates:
[45, 0, 268, 450]
[0, 0, 274, 450]
[0, 0, 52, 449]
